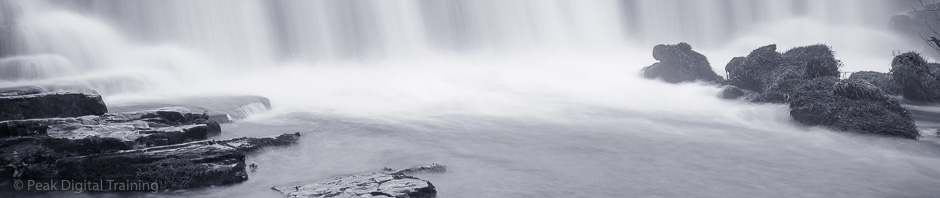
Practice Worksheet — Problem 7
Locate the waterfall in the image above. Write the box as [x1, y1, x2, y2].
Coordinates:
[0, 0, 912, 94]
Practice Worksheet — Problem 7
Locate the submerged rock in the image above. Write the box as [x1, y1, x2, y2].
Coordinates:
[891, 52, 940, 103]
[848, 71, 901, 95]
[641, 43, 723, 83]
[273, 164, 445, 198]
[20, 133, 301, 189]
[0, 88, 107, 121]
[725, 44, 841, 103]
[789, 78, 919, 139]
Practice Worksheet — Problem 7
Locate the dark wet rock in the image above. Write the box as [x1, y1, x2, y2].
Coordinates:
[891, 52, 940, 103]
[0, 89, 107, 121]
[641, 43, 723, 83]
[17, 133, 300, 189]
[725, 44, 841, 103]
[848, 71, 901, 95]
[273, 164, 444, 198]
[719, 86, 745, 99]
[789, 78, 919, 139]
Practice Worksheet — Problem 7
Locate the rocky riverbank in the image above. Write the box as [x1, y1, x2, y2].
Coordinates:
[0, 87, 302, 191]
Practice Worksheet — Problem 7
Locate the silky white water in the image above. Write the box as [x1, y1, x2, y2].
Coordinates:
[2, 0, 940, 197]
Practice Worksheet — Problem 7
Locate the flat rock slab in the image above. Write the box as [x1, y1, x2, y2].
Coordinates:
[48, 123, 209, 148]
[0, 85, 44, 96]
[273, 164, 444, 198]
[0, 106, 220, 148]
[22, 133, 301, 189]
[108, 95, 273, 122]
[0, 88, 107, 121]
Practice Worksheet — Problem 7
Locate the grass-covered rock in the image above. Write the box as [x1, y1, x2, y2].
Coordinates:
[725, 44, 841, 103]
[891, 52, 940, 103]
[641, 43, 723, 83]
[717, 44, 919, 139]
[789, 78, 919, 139]
[848, 71, 901, 95]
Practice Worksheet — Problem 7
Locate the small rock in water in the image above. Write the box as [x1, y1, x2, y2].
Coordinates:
[272, 164, 445, 198]
[392, 163, 447, 175]
[718, 85, 755, 100]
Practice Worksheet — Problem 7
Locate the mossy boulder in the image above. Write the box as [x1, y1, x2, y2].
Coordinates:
[789, 78, 919, 139]
[725, 44, 841, 103]
[641, 43, 723, 83]
[848, 71, 901, 95]
[717, 44, 918, 139]
[891, 52, 940, 103]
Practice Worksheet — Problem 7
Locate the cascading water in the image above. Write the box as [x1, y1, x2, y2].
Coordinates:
[3, 0, 940, 197]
